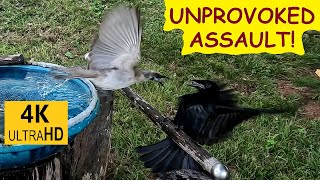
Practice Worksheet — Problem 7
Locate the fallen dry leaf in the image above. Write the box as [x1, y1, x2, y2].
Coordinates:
[316, 69, 320, 78]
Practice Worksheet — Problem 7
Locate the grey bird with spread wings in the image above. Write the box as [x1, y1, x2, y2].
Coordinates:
[54, 5, 167, 90]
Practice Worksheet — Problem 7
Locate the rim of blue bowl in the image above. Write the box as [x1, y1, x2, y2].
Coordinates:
[0, 64, 99, 153]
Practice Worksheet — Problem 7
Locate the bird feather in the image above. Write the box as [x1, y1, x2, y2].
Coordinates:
[89, 6, 142, 72]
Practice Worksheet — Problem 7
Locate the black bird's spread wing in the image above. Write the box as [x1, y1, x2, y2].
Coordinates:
[174, 87, 281, 145]
[173, 86, 239, 145]
[136, 138, 202, 173]
[173, 85, 236, 127]
[174, 102, 211, 140]
[200, 106, 266, 145]
[179, 104, 282, 145]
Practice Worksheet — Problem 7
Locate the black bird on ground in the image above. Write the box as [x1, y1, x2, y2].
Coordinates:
[136, 80, 284, 175]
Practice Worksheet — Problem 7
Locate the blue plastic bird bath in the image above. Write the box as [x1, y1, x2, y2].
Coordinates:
[0, 65, 99, 170]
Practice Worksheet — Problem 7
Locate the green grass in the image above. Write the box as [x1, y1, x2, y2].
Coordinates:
[1, 0, 320, 179]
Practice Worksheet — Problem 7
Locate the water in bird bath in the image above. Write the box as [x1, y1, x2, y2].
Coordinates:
[0, 68, 92, 142]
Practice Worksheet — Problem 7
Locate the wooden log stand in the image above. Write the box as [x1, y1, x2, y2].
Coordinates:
[0, 55, 114, 180]
[0, 54, 25, 65]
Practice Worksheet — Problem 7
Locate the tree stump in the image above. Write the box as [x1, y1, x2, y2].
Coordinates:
[0, 55, 114, 180]
[0, 54, 25, 65]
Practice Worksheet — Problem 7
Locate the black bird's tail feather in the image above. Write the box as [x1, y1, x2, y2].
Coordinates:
[237, 108, 285, 118]
[199, 106, 285, 145]
[136, 138, 202, 173]
[216, 106, 285, 116]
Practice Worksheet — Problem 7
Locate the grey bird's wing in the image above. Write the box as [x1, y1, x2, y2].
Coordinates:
[88, 5, 142, 72]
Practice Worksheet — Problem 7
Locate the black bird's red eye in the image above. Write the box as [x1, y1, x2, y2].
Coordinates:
[205, 83, 211, 88]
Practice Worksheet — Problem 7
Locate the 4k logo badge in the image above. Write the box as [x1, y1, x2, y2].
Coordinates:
[4, 101, 68, 145]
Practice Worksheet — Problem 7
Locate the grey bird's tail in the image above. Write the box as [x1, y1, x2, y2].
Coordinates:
[136, 138, 202, 173]
[53, 67, 100, 79]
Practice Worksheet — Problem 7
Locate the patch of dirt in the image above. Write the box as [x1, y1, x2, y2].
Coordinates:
[277, 80, 312, 99]
[299, 101, 320, 119]
[168, 62, 177, 71]
[230, 83, 257, 95]
[295, 67, 319, 77]
[227, 163, 237, 171]
[25, 23, 63, 43]
[164, 102, 177, 119]
[277, 80, 319, 119]
[39, 27, 62, 42]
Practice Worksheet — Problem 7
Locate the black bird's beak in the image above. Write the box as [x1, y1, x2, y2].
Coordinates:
[189, 80, 205, 89]
[152, 74, 169, 87]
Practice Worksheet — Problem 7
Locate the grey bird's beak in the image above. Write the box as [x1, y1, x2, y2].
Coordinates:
[151, 73, 169, 87]
[189, 80, 205, 89]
